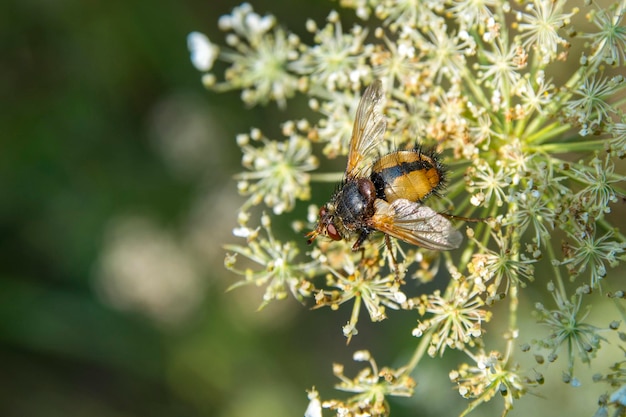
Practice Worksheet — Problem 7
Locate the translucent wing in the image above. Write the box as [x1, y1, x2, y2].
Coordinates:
[368, 199, 463, 250]
[345, 79, 386, 178]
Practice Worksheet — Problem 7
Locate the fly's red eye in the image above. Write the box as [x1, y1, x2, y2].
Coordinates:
[319, 206, 328, 217]
[326, 223, 341, 241]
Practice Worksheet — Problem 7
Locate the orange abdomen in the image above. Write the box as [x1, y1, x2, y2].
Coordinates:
[370, 150, 444, 203]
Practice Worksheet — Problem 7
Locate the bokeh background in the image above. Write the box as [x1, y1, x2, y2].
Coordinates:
[2, 1, 624, 417]
[1, 1, 366, 416]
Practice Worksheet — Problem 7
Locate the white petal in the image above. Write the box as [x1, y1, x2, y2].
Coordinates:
[304, 388, 322, 417]
[187, 32, 218, 71]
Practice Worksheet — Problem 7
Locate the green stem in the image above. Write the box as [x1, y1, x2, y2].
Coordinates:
[545, 238, 567, 300]
[405, 326, 434, 375]
[346, 295, 362, 345]
[524, 121, 571, 145]
[536, 139, 609, 153]
[612, 95, 626, 110]
[611, 295, 626, 323]
[503, 222, 521, 363]
[309, 172, 343, 182]
[598, 217, 626, 243]
[516, 108, 549, 141]
[504, 280, 518, 363]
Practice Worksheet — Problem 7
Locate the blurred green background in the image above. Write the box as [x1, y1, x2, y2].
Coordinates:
[2, 0, 420, 416]
[1, 1, 624, 417]
[1, 1, 342, 416]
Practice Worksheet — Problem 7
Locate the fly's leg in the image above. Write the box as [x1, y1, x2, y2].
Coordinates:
[351, 230, 369, 252]
[353, 230, 372, 271]
[439, 212, 493, 223]
[384, 234, 403, 282]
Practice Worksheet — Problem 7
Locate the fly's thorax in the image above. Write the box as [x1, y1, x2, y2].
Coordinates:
[331, 178, 377, 234]
[370, 149, 445, 203]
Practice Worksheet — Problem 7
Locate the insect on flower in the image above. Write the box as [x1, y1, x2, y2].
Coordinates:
[307, 80, 468, 261]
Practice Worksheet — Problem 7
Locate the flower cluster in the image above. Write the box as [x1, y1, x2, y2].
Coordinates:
[532, 282, 608, 383]
[313, 256, 408, 341]
[234, 128, 318, 214]
[224, 212, 317, 308]
[306, 350, 416, 417]
[412, 276, 492, 357]
[449, 349, 531, 416]
[189, 0, 626, 416]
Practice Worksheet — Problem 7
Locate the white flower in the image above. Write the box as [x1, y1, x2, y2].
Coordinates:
[187, 32, 219, 71]
[304, 388, 323, 417]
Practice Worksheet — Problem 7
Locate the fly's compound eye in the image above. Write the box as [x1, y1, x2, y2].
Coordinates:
[319, 206, 341, 241]
[326, 223, 341, 241]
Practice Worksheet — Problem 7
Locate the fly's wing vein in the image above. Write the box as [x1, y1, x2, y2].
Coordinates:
[345, 79, 386, 178]
[369, 199, 462, 250]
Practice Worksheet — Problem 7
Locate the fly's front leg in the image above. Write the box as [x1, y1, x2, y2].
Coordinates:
[352, 230, 368, 263]
[352, 230, 370, 270]
[351, 229, 369, 252]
